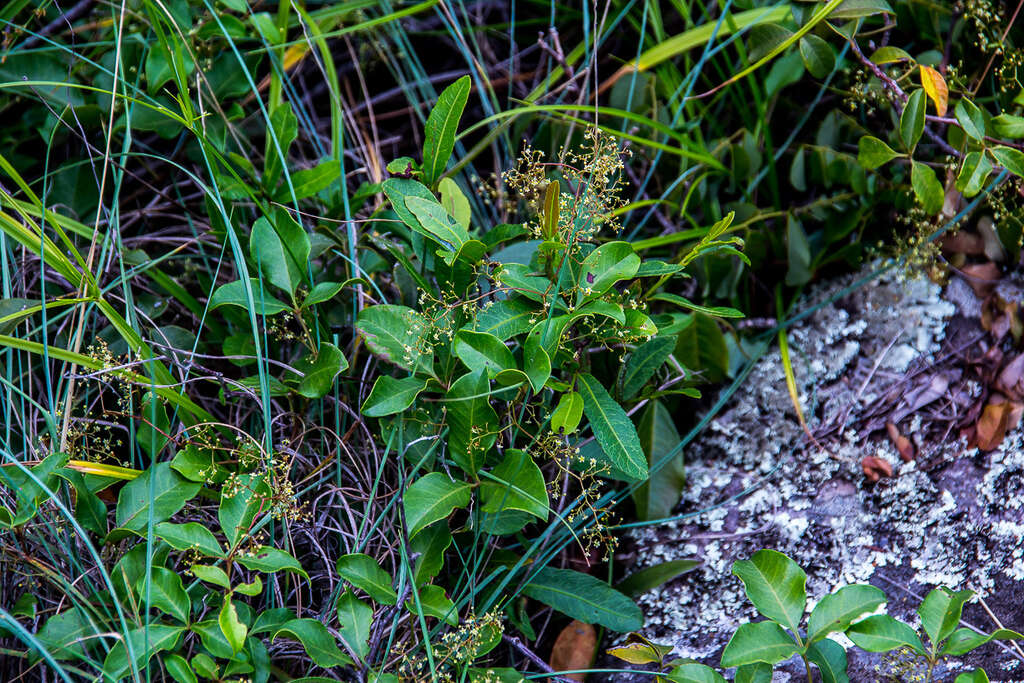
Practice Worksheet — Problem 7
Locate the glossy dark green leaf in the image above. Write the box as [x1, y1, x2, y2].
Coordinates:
[454, 330, 515, 376]
[857, 136, 901, 170]
[675, 313, 729, 383]
[955, 670, 990, 683]
[993, 114, 1024, 138]
[829, 0, 893, 19]
[219, 472, 270, 549]
[550, 391, 584, 433]
[911, 161, 944, 214]
[615, 559, 700, 597]
[250, 215, 301, 295]
[846, 615, 926, 654]
[209, 279, 290, 315]
[154, 521, 223, 558]
[899, 89, 926, 151]
[114, 463, 199, 535]
[481, 449, 548, 520]
[578, 373, 647, 481]
[918, 587, 974, 647]
[422, 75, 471, 186]
[336, 553, 397, 605]
[621, 336, 675, 399]
[955, 99, 986, 141]
[356, 304, 432, 373]
[404, 472, 472, 537]
[941, 627, 1023, 656]
[362, 376, 428, 417]
[446, 371, 498, 475]
[732, 550, 806, 632]
[235, 545, 309, 578]
[522, 566, 643, 632]
[632, 400, 684, 521]
[957, 151, 994, 197]
[295, 342, 348, 398]
[991, 146, 1024, 178]
[720, 621, 798, 667]
[799, 34, 834, 79]
[274, 159, 340, 201]
[408, 584, 459, 625]
[807, 584, 885, 642]
[336, 590, 373, 660]
[734, 663, 772, 683]
[664, 662, 727, 683]
[807, 638, 849, 683]
[102, 624, 185, 680]
[272, 619, 352, 668]
[578, 241, 640, 303]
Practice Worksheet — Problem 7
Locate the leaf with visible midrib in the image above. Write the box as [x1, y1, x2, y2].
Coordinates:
[337, 553, 398, 605]
[114, 463, 200, 534]
[522, 566, 643, 632]
[577, 373, 647, 481]
[806, 584, 885, 642]
[422, 75, 471, 186]
[732, 549, 806, 633]
[719, 621, 798, 667]
[404, 472, 472, 537]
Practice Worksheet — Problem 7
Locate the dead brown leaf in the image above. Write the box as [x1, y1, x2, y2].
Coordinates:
[997, 354, 1024, 400]
[941, 231, 985, 256]
[960, 262, 1002, 298]
[974, 398, 1019, 451]
[886, 422, 916, 461]
[549, 620, 596, 682]
[862, 456, 894, 482]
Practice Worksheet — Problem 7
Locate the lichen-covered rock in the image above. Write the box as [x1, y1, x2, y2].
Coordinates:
[612, 266, 1024, 681]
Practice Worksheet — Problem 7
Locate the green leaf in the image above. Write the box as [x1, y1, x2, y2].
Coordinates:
[135, 391, 169, 459]
[362, 376, 428, 417]
[799, 34, 834, 79]
[219, 472, 270, 549]
[475, 298, 537, 340]
[869, 46, 913, 64]
[37, 608, 92, 660]
[336, 554, 397, 605]
[356, 304, 432, 373]
[336, 590, 373, 660]
[164, 653, 198, 683]
[550, 391, 584, 434]
[272, 619, 352, 668]
[219, 597, 247, 654]
[422, 75, 471, 186]
[468, 669, 525, 683]
[382, 178, 436, 234]
[675, 313, 729, 383]
[911, 161, 945, 215]
[785, 214, 812, 287]
[274, 159, 340, 201]
[446, 371, 498, 475]
[664, 662, 727, 683]
[102, 624, 185, 680]
[918, 587, 974, 647]
[481, 449, 549, 520]
[941, 627, 1023, 656]
[622, 336, 675, 400]
[406, 195, 471, 255]
[846, 615, 926, 654]
[955, 671, 990, 683]
[136, 567, 190, 624]
[807, 584, 886, 642]
[302, 281, 346, 308]
[578, 241, 641, 303]
[496, 263, 550, 302]
[632, 400, 684, 521]
[900, 89, 926, 151]
[250, 215, 301, 295]
[410, 523, 452, 585]
[155, 521, 222, 558]
[732, 550, 807, 633]
[439, 177, 471, 229]
[264, 102, 298, 190]
[209, 279, 290, 315]
[957, 151, 994, 197]
[991, 146, 1024, 178]
[615, 559, 700, 598]
[829, 0, 893, 19]
[857, 136, 902, 170]
[747, 23, 793, 63]
[522, 566, 643, 632]
[408, 584, 458, 625]
[523, 327, 551, 393]
[720, 621, 799, 667]
[295, 342, 348, 398]
[114, 463, 200, 535]
[734, 663, 773, 683]
[993, 114, 1024, 138]
[806, 638, 849, 683]
[454, 330, 515, 376]
[577, 372, 647, 481]
[235, 545, 309, 579]
[191, 565, 231, 589]
[955, 99, 986, 141]
[404, 472, 472, 537]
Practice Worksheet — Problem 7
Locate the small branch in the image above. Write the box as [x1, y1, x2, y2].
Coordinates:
[502, 634, 578, 683]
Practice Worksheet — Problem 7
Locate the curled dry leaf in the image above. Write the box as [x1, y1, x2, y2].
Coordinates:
[862, 456, 894, 483]
[549, 620, 596, 682]
[886, 422, 916, 461]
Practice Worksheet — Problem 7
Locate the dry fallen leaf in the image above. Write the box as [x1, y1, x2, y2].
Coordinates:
[886, 422, 916, 461]
[941, 230, 985, 256]
[960, 262, 1001, 298]
[862, 456, 894, 482]
[549, 620, 596, 682]
[997, 354, 1024, 400]
[975, 399, 1016, 451]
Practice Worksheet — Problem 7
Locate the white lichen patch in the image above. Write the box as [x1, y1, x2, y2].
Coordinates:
[622, 266, 1024, 677]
